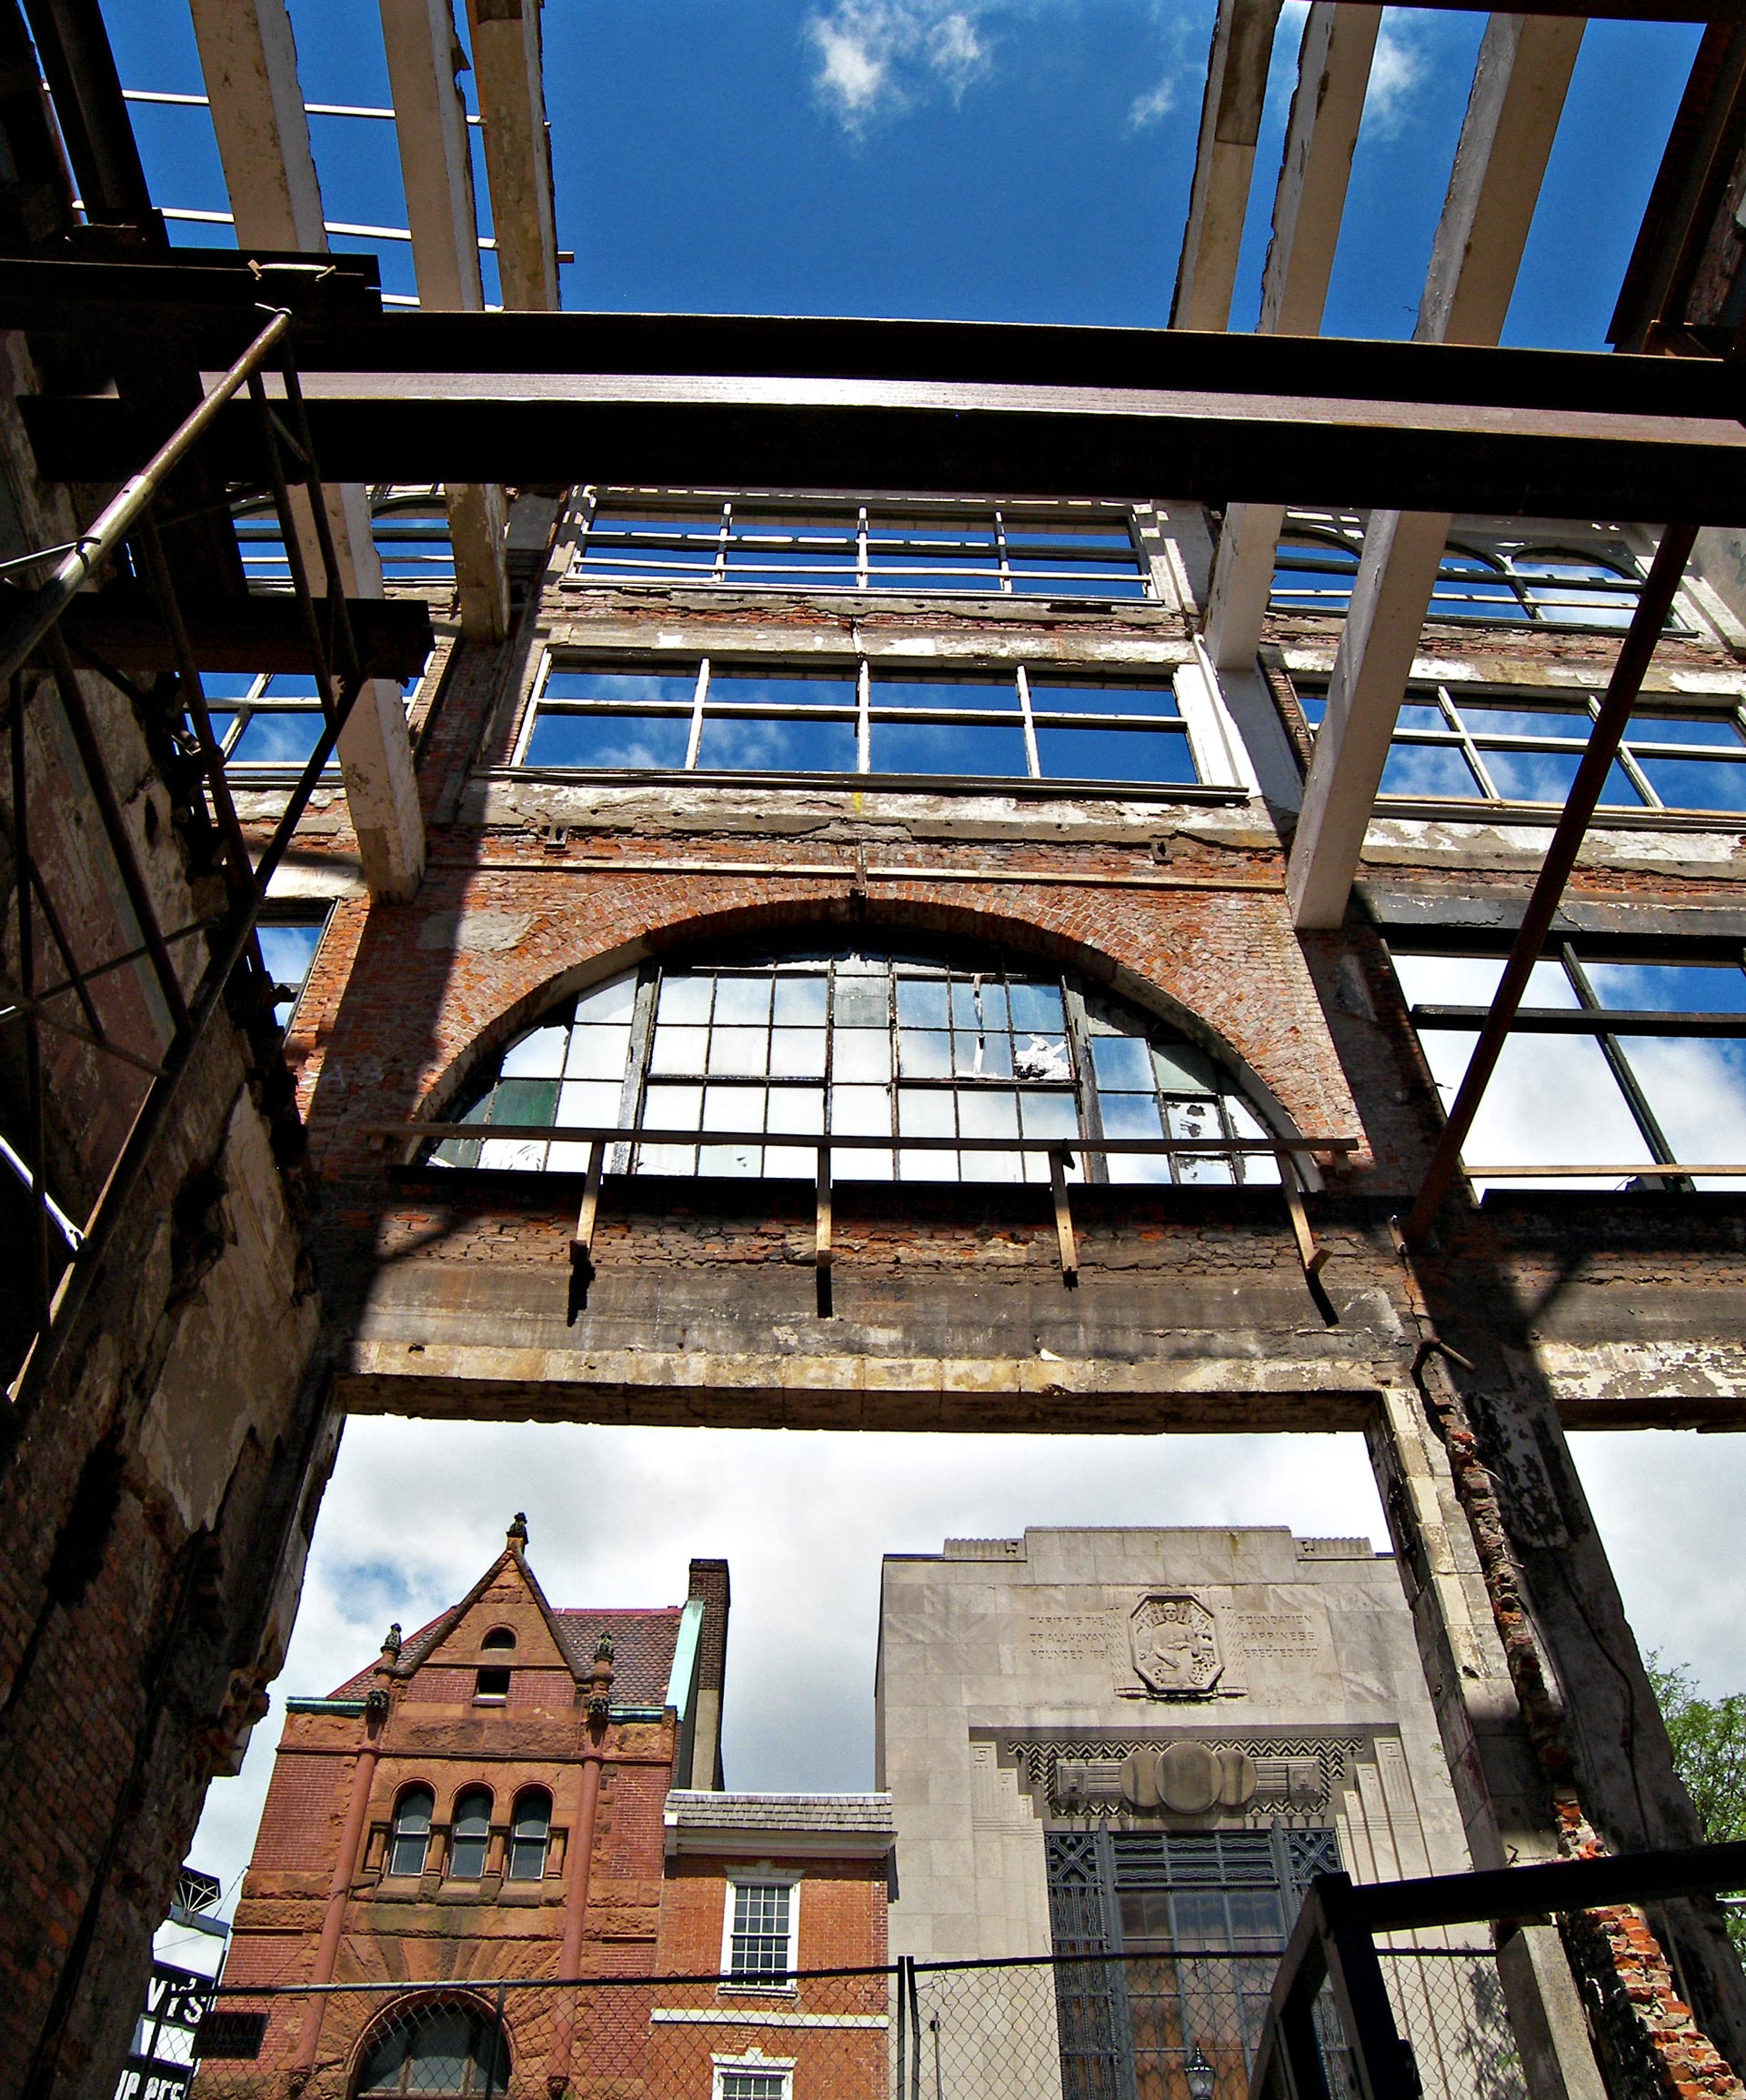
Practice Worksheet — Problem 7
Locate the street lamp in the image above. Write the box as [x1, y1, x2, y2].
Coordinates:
[1185, 2044, 1216, 2100]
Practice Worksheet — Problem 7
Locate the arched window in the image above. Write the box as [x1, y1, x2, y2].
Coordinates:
[480, 1627, 517, 1652]
[507, 1789, 552, 1881]
[1510, 548, 1641, 628]
[354, 1996, 510, 2096]
[426, 944, 1281, 1189]
[1269, 528, 1359, 616]
[370, 486, 456, 585]
[387, 1787, 434, 1877]
[447, 1789, 493, 1879]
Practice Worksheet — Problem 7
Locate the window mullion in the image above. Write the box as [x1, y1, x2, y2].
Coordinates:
[858, 659, 870, 773]
[1017, 665, 1040, 779]
[1560, 943, 1686, 1186]
[715, 503, 730, 584]
[995, 507, 1012, 594]
[686, 658, 708, 769]
[1060, 980, 1106, 1185]
[857, 505, 868, 591]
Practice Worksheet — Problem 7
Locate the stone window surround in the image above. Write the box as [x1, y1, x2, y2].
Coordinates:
[720, 1868, 803, 1997]
[370, 1778, 566, 1889]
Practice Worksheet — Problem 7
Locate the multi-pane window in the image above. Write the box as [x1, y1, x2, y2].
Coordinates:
[186, 672, 422, 778]
[233, 487, 454, 588]
[507, 1789, 551, 1880]
[727, 1880, 796, 1984]
[514, 659, 1197, 786]
[388, 1787, 435, 1877]
[1271, 514, 1650, 628]
[1047, 1827, 1341, 2100]
[718, 2074, 790, 2100]
[1390, 940, 1746, 1189]
[371, 488, 456, 585]
[1296, 683, 1746, 813]
[568, 493, 1150, 599]
[426, 947, 1281, 1188]
[447, 1789, 492, 1879]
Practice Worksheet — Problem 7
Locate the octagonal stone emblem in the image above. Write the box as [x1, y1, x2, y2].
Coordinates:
[1129, 1593, 1223, 1698]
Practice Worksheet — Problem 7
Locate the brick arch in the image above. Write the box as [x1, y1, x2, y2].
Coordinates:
[344, 1986, 512, 2099]
[405, 883, 1346, 1153]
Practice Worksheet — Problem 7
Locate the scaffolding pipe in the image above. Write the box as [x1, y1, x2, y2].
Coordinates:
[0, 304, 294, 690]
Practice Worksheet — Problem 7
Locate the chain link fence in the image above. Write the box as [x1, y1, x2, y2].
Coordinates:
[156, 1946, 1520, 2100]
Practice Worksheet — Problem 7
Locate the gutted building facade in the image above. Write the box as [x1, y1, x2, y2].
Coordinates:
[6, 0, 1746, 2095]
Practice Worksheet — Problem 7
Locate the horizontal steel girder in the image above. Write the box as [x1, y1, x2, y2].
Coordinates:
[22, 375, 1746, 521]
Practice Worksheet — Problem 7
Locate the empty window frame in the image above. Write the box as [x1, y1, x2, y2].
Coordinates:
[1270, 514, 1654, 629]
[515, 659, 1197, 786]
[233, 487, 454, 588]
[256, 907, 330, 1030]
[723, 1877, 799, 1986]
[1390, 939, 1746, 1189]
[186, 672, 423, 779]
[1296, 682, 1746, 813]
[425, 946, 1282, 1189]
[371, 486, 457, 584]
[568, 491, 1151, 599]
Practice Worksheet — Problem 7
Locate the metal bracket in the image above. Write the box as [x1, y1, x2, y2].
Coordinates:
[815, 1145, 833, 1317]
[1282, 1154, 1330, 1281]
[1049, 1148, 1079, 1285]
[567, 1138, 606, 1324]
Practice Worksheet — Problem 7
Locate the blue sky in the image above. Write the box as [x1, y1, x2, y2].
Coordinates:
[105, 0, 1699, 344]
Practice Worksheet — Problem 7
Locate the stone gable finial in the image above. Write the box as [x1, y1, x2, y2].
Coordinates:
[507, 1512, 529, 1547]
[380, 1622, 402, 1661]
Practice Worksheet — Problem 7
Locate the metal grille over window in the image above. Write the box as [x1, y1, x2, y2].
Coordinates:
[567, 492, 1150, 599]
[1296, 681, 1746, 814]
[515, 658, 1196, 786]
[1269, 513, 1652, 628]
[426, 948, 1280, 1187]
[728, 1882, 793, 1984]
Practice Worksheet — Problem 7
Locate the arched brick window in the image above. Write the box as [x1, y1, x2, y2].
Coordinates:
[428, 941, 1280, 1188]
[507, 1788, 552, 1881]
[353, 1994, 510, 2096]
[387, 1785, 434, 1878]
[448, 1788, 492, 1879]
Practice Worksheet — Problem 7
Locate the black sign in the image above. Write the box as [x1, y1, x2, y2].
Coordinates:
[114, 1964, 220, 2100]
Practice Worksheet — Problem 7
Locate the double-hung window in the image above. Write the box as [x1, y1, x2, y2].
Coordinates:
[568, 492, 1150, 599]
[514, 659, 1198, 787]
[724, 1877, 798, 1988]
[1295, 681, 1746, 814]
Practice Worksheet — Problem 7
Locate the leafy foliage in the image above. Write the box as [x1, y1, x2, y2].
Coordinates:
[1648, 1655, 1746, 1955]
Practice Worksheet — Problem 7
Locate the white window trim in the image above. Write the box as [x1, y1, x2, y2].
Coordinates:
[712, 2048, 796, 2100]
[719, 1869, 802, 1994]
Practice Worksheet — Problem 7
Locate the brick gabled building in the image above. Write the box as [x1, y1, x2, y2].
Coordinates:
[216, 1522, 732, 2090]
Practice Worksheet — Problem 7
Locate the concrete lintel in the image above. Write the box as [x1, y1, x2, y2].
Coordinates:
[1286, 14, 1582, 929]
[189, 0, 427, 899]
[462, 0, 560, 311]
[1171, 0, 1285, 332]
[378, 0, 510, 640]
[1289, 507, 1450, 927]
[1204, 4, 1379, 673]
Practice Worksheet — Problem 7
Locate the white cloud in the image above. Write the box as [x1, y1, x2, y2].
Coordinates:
[1128, 74, 1177, 132]
[189, 1420, 1384, 1911]
[1363, 17, 1429, 138]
